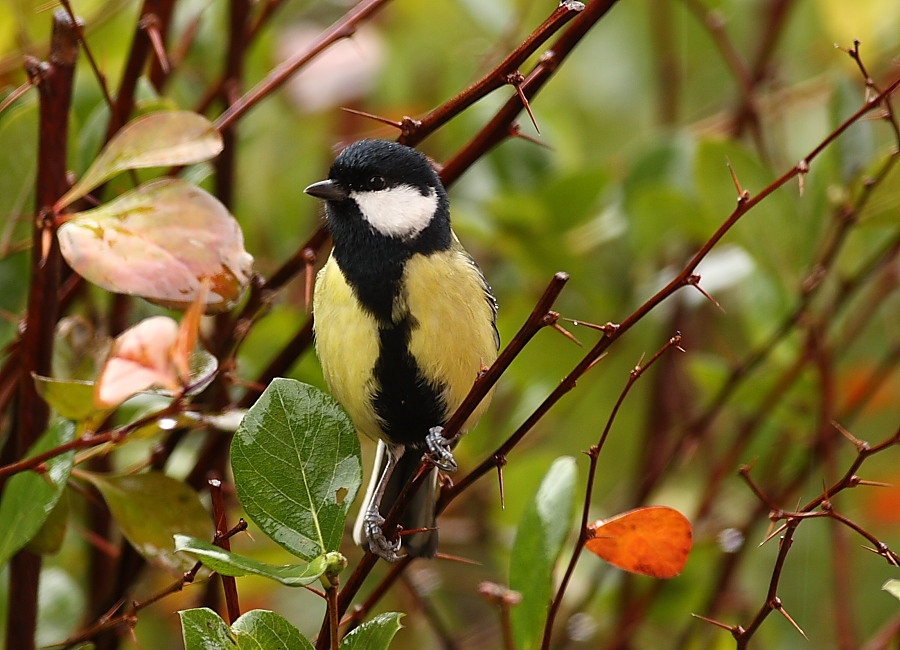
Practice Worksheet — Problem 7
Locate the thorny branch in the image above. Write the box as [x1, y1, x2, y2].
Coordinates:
[3, 0, 900, 648]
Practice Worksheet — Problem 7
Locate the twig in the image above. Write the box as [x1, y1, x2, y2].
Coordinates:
[210, 476, 241, 624]
[215, 0, 393, 132]
[541, 334, 683, 650]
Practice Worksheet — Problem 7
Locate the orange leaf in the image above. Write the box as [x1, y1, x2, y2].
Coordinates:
[173, 279, 209, 382]
[585, 506, 692, 579]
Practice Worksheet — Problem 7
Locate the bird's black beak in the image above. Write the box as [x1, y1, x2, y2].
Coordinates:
[304, 179, 349, 202]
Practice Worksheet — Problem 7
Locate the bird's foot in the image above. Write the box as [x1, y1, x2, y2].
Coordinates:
[426, 426, 458, 472]
[364, 507, 402, 562]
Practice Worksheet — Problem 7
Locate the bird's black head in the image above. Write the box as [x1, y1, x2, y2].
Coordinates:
[305, 140, 451, 252]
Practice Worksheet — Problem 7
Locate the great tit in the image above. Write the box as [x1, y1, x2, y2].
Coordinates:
[305, 139, 499, 560]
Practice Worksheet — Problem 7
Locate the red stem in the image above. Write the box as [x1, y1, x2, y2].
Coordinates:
[6, 12, 79, 650]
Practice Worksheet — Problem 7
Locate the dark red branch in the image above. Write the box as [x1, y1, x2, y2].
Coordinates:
[7, 12, 79, 650]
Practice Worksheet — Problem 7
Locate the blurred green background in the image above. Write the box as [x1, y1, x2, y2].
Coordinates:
[2, 0, 900, 648]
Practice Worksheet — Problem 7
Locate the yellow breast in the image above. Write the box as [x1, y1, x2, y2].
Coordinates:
[313, 245, 497, 443]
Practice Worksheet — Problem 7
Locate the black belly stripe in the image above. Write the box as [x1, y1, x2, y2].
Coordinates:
[372, 316, 447, 448]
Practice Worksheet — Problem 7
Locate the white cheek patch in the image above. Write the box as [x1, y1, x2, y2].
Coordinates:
[351, 185, 438, 239]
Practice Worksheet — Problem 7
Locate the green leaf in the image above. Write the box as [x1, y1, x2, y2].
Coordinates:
[231, 378, 362, 561]
[883, 579, 900, 602]
[509, 456, 577, 650]
[233, 609, 314, 650]
[27, 490, 70, 555]
[33, 375, 105, 422]
[84, 471, 213, 575]
[180, 607, 314, 650]
[340, 612, 404, 650]
[58, 178, 253, 313]
[0, 419, 77, 566]
[57, 110, 223, 209]
[174, 535, 329, 587]
[180, 608, 237, 650]
[0, 100, 37, 227]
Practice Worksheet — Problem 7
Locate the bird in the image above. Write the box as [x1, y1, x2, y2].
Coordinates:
[305, 139, 499, 560]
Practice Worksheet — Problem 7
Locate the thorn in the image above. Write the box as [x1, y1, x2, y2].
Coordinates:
[819, 477, 832, 511]
[41, 222, 53, 264]
[832, 420, 869, 452]
[434, 551, 482, 566]
[796, 159, 810, 196]
[141, 14, 171, 74]
[687, 275, 725, 312]
[726, 158, 751, 203]
[507, 71, 540, 134]
[861, 539, 895, 561]
[509, 123, 552, 149]
[852, 477, 892, 488]
[340, 107, 405, 130]
[772, 598, 807, 640]
[585, 351, 608, 372]
[552, 322, 582, 346]
[691, 613, 739, 634]
[759, 521, 787, 547]
[496, 454, 507, 509]
[400, 525, 437, 537]
[302, 247, 317, 312]
[560, 317, 620, 335]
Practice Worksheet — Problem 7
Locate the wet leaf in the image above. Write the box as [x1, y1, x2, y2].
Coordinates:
[585, 506, 692, 578]
[231, 379, 361, 561]
[57, 110, 222, 210]
[232, 610, 313, 650]
[26, 491, 70, 555]
[0, 420, 77, 566]
[58, 178, 253, 312]
[180, 608, 237, 650]
[340, 612, 404, 650]
[180, 607, 313, 650]
[85, 471, 213, 575]
[174, 535, 328, 587]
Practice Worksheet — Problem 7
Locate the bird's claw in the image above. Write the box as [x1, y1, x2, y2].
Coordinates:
[364, 508, 402, 562]
[426, 426, 458, 472]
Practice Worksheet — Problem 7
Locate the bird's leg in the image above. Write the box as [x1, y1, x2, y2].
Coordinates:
[425, 426, 458, 472]
[363, 449, 403, 562]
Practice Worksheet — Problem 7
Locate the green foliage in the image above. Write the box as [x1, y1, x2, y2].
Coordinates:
[180, 607, 314, 650]
[0, 420, 75, 566]
[174, 535, 329, 587]
[56, 111, 222, 210]
[339, 612, 404, 650]
[2, 1, 900, 648]
[84, 471, 213, 575]
[509, 456, 577, 650]
[230, 378, 362, 562]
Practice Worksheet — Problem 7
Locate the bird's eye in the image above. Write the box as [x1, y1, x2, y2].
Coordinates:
[368, 175, 386, 190]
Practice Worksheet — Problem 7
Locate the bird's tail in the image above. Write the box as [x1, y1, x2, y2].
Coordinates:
[353, 440, 439, 558]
